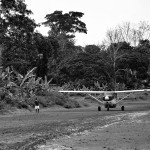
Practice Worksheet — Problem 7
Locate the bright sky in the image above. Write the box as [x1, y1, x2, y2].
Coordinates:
[26, 0, 150, 46]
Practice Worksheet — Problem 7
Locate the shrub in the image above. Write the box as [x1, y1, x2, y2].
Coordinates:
[17, 101, 29, 109]
[64, 100, 81, 109]
[5, 97, 15, 105]
[0, 100, 6, 110]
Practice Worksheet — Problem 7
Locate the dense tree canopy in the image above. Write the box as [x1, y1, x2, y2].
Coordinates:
[0, 0, 39, 74]
[0, 0, 37, 39]
[56, 48, 109, 87]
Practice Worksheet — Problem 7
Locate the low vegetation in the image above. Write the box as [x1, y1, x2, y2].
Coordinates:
[0, 67, 81, 113]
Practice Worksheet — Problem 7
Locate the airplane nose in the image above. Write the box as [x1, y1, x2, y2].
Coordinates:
[105, 96, 109, 100]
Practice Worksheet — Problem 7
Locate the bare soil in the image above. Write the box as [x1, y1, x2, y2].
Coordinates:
[43, 110, 150, 150]
[0, 98, 150, 150]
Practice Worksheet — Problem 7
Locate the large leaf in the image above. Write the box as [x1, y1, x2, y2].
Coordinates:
[20, 67, 37, 87]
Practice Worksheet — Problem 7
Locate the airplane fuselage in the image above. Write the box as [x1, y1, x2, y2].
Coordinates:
[102, 96, 124, 111]
[103, 99, 117, 108]
[104, 101, 117, 108]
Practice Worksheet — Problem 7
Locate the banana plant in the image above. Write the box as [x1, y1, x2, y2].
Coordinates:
[0, 66, 54, 102]
[40, 76, 53, 92]
[94, 81, 108, 91]
[0, 67, 13, 87]
[6, 67, 37, 101]
[25, 76, 42, 96]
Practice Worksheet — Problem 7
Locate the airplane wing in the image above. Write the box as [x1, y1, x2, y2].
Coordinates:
[59, 89, 150, 94]
[115, 89, 150, 103]
[59, 89, 150, 105]
[114, 89, 150, 93]
[59, 90, 112, 93]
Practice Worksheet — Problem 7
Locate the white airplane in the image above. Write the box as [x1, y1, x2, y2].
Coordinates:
[59, 89, 150, 111]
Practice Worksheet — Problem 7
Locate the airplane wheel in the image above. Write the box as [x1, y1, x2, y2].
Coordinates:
[121, 106, 125, 111]
[98, 106, 101, 111]
[107, 106, 109, 111]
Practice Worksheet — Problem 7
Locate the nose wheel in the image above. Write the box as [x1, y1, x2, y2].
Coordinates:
[98, 106, 101, 111]
[121, 106, 125, 111]
[107, 106, 109, 111]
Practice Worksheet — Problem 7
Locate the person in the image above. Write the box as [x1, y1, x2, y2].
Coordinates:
[35, 97, 40, 113]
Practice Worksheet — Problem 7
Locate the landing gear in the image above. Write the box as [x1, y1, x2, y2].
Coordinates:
[98, 106, 101, 111]
[121, 106, 125, 111]
[107, 106, 109, 111]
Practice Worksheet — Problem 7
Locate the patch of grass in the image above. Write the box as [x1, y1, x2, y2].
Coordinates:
[37, 92, 81, 109]
[80, 101, 90, 107]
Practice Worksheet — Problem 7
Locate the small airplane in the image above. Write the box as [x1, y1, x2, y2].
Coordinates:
[59, 89, 150, 111]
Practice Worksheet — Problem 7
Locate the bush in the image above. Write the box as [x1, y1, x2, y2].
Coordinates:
[0, 100, 6, 110]
[64, 100, 81, 109]
[5, 97, 15, 105]
[17, 101, 29, 109]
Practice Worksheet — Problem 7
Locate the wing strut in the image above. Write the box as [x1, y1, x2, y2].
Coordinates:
[116, 92, 133, 104]
[88, 94, 104, 104]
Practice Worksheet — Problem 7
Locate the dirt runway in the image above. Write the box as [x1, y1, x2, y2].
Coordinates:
[0, 100, 150, 150]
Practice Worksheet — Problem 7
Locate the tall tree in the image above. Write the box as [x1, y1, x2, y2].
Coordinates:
[104, 21, 150, 46]
[104, 40, 132, 90]
[0, 0, 38, 74]
[0, 0, 37, 39]
[43, 10, 87, 38]
[33, 32, 59, 78]
[42, 11, 87, 80]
